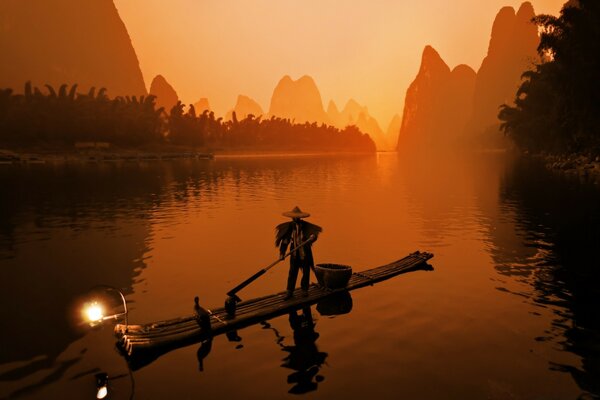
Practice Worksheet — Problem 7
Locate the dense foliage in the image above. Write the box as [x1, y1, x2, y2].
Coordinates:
[0, 83, 375, 152]
[168, 101, 375, 151]
[0, 83, 164, 147]
[499, 0, 600, 154]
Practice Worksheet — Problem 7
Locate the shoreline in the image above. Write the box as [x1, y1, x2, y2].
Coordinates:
[0, 147, 377, 164]
[531, 152, 600, 183]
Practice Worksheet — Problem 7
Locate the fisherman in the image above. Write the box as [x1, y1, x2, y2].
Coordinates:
[194, 296, 211, 332]
[275, 206, 322, 299]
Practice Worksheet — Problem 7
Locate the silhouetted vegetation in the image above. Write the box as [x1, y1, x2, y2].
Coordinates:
[167, 104, 375, 152]
[0, 83, 375, 152]
[499, 1, 600, 155]
[0, 83, 164, 147]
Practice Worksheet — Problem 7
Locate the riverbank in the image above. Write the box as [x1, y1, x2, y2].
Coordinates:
[0, 148, 214, 164]
[532, 152, 600, 183]
[0, 146, 377, 165]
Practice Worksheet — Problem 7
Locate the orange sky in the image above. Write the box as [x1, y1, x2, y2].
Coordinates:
[114, 0, 565, 129]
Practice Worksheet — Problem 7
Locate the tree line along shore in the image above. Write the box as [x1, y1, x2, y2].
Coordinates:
[0, 82, 375, 161]
[499, 1, 599, 160]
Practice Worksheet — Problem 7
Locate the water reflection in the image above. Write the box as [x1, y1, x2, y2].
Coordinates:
[1, 152, 598, 399]
[316, 291, 353, 316]
[283, 307, 327, 394]
[196, 338, 213, 372]
[493, 157, 600, 396]
[261, 304, 330, 395]
[0, 155, 372, 379]
[0, 163, 158, 396]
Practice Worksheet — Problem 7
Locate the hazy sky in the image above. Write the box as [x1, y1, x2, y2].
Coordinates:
[114, 0, 565, 129]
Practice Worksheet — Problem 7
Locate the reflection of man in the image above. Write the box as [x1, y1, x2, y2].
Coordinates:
[196, 338, 212, 372]
[281, 306, 327, 394]
[275, 207, 322, 299]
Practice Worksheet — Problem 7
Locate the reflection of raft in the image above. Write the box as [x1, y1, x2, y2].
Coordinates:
[115, 251, 433, 361]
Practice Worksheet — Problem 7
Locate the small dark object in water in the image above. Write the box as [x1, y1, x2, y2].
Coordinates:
[314, 264, 352, 289]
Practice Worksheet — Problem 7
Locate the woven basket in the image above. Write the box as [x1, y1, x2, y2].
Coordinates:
[314, 264, 352, 289]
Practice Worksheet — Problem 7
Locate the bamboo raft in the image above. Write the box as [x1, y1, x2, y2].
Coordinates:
[115, 251, 433, 362]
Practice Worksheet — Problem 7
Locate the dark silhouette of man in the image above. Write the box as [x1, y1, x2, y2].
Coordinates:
[275, 207, 322, 299]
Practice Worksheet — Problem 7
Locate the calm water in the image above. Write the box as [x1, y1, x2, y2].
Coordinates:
[0, 152, 598, 399]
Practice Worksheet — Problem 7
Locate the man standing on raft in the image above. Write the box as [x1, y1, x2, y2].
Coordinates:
[276, 207, 322, 299]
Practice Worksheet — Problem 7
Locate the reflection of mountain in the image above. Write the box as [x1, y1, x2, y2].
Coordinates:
[226, 94, 264, 120]
[268, 75, 328, 124]
[491, 159, 600, 396]
[150, 74, 179, 114]
[0, 0, 147, 97]
[397, 2, 538, 150]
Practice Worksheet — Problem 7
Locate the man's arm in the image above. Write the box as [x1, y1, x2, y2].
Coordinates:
[279, 238, 290, 259]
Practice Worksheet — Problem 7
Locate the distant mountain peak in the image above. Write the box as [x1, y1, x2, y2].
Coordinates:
[226, 94, 263, 120]
[468, 1, 539, 131]
[327, 100, 339, 114]
[344, 98, 362, 110]
[397, 3, 539, 150]
[149, 75, 178, 113]
[194, 98, 211, 113]
[420, 45, 450, 75]
[297, 75, 316, 84]
[451, 64, 476, 77]
[268, 74, 327, 123]
[516, 2, 535, 20]
[397, 44, 475, 149]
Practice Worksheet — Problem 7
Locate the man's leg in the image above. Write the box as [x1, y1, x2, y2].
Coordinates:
[286, 261, 300, 296]
[300, 263, 310, 294]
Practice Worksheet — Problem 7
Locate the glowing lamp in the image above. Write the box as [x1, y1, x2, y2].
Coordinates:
[85, 302, 104, 323]
[81, 286, 128, 332]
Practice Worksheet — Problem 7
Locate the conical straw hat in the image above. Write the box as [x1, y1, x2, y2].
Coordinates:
[282, 206, 310, 219]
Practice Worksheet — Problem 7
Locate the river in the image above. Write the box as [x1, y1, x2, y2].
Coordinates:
[0, 151, 598, 399]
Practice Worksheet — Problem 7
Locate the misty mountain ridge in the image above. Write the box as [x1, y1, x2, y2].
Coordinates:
[397, 2, 539, 150]
[226, 95, 264, 121]
[268, 75, 329, 124]
[327, 99, 390, 150]
[193, 98, 211, 113]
